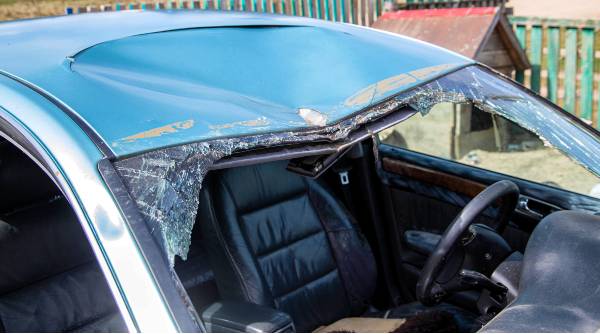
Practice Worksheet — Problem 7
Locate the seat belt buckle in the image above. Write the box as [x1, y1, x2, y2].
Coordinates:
[339, 171, 350, 185]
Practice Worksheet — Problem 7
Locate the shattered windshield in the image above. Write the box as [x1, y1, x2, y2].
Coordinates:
[113, 65, 600, 266]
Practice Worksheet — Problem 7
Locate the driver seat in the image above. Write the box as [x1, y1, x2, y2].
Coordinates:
[199, 160, 476, 332]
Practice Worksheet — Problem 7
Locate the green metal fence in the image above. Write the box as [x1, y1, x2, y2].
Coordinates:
[511, 17, 600, 128]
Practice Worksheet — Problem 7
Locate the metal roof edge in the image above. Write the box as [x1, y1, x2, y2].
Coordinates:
[0, 69, 115, 158]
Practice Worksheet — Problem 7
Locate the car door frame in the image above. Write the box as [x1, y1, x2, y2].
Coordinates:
[0, 74, 196, 332]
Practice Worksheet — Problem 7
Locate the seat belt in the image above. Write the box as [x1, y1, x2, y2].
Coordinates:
[333, 164, 356, 218]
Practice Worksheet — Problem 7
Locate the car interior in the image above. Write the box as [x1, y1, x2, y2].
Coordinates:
[175, 103, 600, 332]
[0, 100, 599, 333]
[0, 141, 127, 333]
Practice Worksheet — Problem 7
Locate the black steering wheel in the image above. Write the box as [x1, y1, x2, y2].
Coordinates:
[416, 180, 520, 306]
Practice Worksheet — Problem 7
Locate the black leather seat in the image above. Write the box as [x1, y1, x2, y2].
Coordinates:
[0, 143, 126, 332]
[199, 160, 477, 332]
[175, 225, 220, 311]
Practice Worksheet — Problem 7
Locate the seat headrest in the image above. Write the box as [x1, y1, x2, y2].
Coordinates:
[0, 142, 60, 213]
[209, 160, 305, 213]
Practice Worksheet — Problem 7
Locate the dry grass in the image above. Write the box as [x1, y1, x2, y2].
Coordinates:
[0, 0, 124, 21]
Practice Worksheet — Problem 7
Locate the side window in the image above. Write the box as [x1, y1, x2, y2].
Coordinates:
[380, 102, 600, 199]
[0, 141, 126, 332]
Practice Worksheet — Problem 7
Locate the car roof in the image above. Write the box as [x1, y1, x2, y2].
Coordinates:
[0, 10, 471, 157]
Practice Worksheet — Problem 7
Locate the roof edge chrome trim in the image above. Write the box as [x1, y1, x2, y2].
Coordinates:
[0, 70, 115, 158]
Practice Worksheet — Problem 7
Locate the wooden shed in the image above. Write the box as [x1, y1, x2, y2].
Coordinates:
[372, 7, 530, 75]
[374, 7, 534, 159]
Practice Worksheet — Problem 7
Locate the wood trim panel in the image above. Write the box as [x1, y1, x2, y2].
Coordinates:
[382, 157, 487, 198]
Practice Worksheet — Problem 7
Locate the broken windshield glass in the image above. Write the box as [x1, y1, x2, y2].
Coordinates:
[114, 65, 600, 266]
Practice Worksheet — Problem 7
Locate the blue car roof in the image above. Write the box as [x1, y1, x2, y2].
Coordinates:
[0, 10, 471, 157]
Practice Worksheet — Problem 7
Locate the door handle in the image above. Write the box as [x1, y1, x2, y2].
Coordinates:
[516, 196, 561, 220]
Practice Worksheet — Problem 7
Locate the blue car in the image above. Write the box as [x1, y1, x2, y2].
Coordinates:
[0, 9, 598, 333]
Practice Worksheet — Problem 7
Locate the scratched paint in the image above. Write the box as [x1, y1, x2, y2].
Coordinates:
[208, 117, 270, 131]
[344, 64, 456, 108]
[116, 120, 195, 145]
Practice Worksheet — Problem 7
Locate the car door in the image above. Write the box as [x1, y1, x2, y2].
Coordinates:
[376, 100, 600, 302]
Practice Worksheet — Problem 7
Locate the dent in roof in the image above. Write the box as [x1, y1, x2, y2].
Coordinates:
[0, 12, 470, 157]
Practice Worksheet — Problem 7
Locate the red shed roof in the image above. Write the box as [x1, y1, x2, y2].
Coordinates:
[372, 7, 529, 71]
[380, 7, 498, 19]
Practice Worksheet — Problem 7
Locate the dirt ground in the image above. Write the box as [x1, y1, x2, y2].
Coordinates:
[510, 0, 600, 20]
[0, 0, 123, 21]
[380, 103, 600, 198]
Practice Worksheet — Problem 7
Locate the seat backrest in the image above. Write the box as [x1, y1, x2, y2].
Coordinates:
[175, 219, 220, 311]
[0, 143, 125, 332]
[199, 160, 377, 331]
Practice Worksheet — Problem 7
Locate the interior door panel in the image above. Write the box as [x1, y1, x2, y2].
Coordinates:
[377, 144, 600, 302]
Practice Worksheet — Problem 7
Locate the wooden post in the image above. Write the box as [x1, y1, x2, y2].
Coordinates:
[234, 0, 243, 10]
[546, 26, 560, 104]
[354, 0, 361, 25]
[514, 24, 527, 84]
[284, 0, 293, 15]
[564, 27, 578, 114]
[344, 0, 351, 23]
[327, 0, 334, 20]
[246, 0, 253, 10]
[312, 0, 319, 19]
[266, 0, 273, 12]
[529, 25, 543, 94]
[275, 0, 283, 13]
[295, 0, 304, 16]
[580, 28, 595, 122]
[319, 0, 325, 20]
[366, 0, 371, 25]
[303, 0, 310, 17]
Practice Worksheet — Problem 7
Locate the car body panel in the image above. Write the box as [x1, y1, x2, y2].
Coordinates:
[0, 10, 471, 157]
[0, 75, 179, 332]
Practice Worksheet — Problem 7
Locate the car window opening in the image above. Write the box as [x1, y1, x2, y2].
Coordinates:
[0, 139, 127, 332]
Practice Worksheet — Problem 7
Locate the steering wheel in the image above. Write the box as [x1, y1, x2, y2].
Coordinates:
[416, 180, 520, 306]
